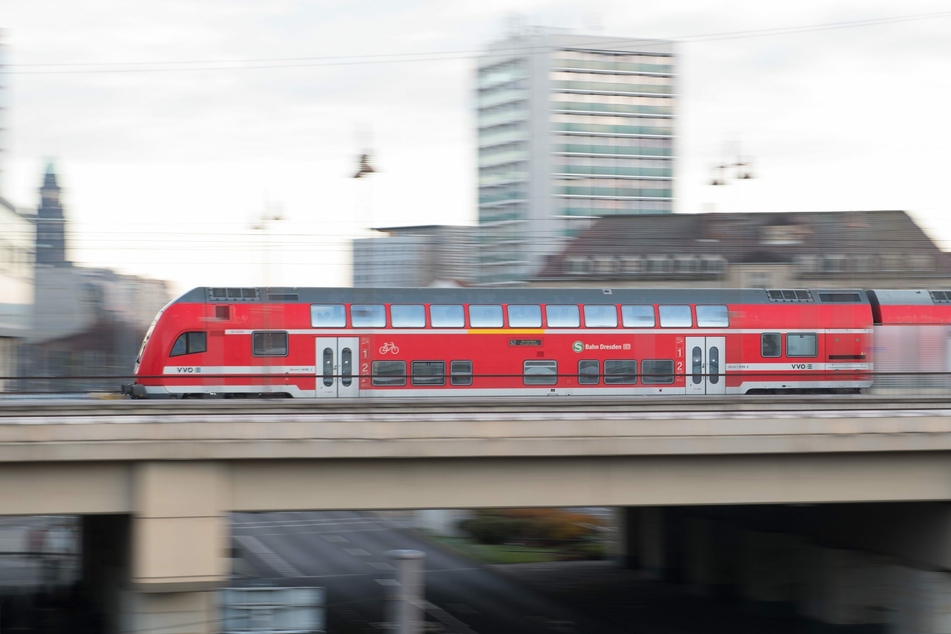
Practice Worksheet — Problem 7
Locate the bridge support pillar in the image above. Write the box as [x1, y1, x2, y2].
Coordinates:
[639, 507, 666, 581]
[126, 462, 230, 633]
[609, 507, 640, 569]
[800, 546, 888, 630]
[885, 565, 951, 634]
[738, 530, 800, 617]
[685, 518, 736, 597]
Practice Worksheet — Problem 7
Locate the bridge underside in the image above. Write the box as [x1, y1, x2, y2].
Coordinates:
[2, 452, 950, 519]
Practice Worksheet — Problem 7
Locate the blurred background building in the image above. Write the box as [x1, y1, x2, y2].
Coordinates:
[476, 29, 675, 285]
[0, 195, 34, 393]
[352, 225, 476, 287]
[17, 163, 170, 394]
[533, 210, 950, 289]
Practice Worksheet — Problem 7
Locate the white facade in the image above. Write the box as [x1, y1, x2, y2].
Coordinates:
[352, 227, 476, 288]
[477, 31, 676, 285]
[0, 196, 35, 391]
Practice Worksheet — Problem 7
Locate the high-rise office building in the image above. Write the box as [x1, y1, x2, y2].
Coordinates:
[477, 30, 675, 285]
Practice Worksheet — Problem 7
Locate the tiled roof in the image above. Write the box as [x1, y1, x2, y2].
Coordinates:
[536, 210, 950, 279]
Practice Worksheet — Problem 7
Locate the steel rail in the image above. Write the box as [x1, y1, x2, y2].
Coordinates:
[0, 393, 949, 418]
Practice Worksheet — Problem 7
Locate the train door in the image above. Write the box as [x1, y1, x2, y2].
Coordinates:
[316, 337, 360, 398]
[685, 337, 725, 395]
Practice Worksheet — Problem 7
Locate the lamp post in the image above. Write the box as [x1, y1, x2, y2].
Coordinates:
[251, 203, 284, 288]
[708, 148, 754, 212]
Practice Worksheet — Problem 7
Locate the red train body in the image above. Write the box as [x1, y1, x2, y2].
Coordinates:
[119, 286, 922, 399]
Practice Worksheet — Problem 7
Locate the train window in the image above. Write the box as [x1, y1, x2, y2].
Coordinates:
[523, 360, 558, 385]
[508, 305, 542, 328]
[469, 305, 503, 328]
[351, 304, 386, 327]
[641, 359, 675, 384]
[170, 332, 207, 357]
[546, 305, 580, 328]
[659, 305, 692, 328]
[787, 333, 818, 357]
[621, 305, 655, 328]
[451, 360, 473, 386]
[696, 305, 729, 327]
[605, 360, 637, 384]
[691, 346, 703, 384]
[584, 305, 618, 328]
[372, 360, 406, 386]
[391, 305, 426, 328]
[578, 360, 599, 384]
[431, 305, 465, 328]
[311, 304, 346, 327]
[252, 332, 288, 357]
[412, 361, 446, 386]
[761, 333, 781, 358]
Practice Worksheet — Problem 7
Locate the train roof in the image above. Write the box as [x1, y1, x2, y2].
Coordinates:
[175, 287, 871, 306]
[868, 289, 951, 305]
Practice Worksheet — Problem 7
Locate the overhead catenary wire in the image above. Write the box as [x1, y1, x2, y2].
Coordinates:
[2, 10, 950, 75]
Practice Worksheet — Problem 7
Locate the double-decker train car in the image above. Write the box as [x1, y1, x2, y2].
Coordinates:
[121, 286, 874, 398]
[868, 290, 951, 390]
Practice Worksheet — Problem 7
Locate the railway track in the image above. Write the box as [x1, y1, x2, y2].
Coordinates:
[0, 392, 949, 418]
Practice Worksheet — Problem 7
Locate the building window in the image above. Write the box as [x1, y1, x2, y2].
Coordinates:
[252, 332, 288, 357]
[170, 332, 207, 357]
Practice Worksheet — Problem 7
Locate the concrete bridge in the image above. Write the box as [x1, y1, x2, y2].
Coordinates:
[2, 396, 951, 632]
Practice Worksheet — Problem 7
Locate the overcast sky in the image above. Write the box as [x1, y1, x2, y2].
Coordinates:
[2, 0, 950, 293]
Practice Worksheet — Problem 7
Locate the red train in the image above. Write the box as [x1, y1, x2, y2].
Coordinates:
[119, 287, 951, 399]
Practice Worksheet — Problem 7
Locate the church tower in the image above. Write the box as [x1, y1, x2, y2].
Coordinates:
[35, 161, 70, 267]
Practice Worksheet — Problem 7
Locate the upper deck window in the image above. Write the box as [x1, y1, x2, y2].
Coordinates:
[431, 305, 465, 328]
[546, 305, 580, 328]
[508, 305, 542, 328]
[659, 305, 692, 328]
[469, 305, 503, 328]
[311, 304, 346, 328]
[584, 305, 618, 328]
[391, 305, 426, 328]
[621, 305, 655, 328]
[696, 305, 729, 328]
[351, 304, 386, 328]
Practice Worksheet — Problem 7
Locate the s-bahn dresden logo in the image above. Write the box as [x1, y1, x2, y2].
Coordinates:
[572, 341, 584, 353]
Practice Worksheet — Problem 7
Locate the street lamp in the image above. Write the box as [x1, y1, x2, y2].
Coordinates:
[251, 203, 284, 288]
[707, 151, 755, 213]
